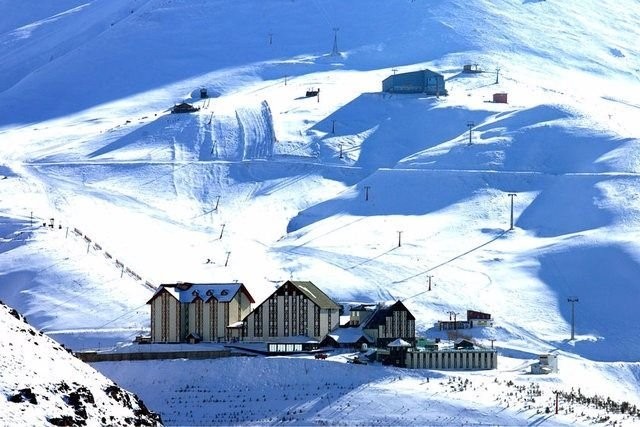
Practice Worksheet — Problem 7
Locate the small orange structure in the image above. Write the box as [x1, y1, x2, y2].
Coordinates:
[493, 93, 508, 103]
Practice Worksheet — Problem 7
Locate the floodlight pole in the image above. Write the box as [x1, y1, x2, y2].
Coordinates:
[489, 339, 496, 349]
[495, 67, 501, 84]
[427, 275, 433, 291]
[364, 185, 371, 201]
[219, 224, 226, 240]
[214, 195, 221, 212]
[397, 231, 403, 247]
[466, 121, 474, 145]
[568, 297, 579, 340]
[332, 119, 336, 134]
[339, 144, 343, 159]
[507, 193, 517, 230]
[225, 251, 231, 267]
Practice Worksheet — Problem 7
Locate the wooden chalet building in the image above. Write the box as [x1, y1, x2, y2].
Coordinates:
[147, 282, 254, 343]
[361, 300, 416, 347]
[242, 280, 340, 343]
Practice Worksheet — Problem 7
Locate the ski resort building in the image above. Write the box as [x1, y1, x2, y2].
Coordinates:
[361, 300, 416, 347]
[242, 280, 341, 343]
[382, 69, 447, 95]
[406, 347, 498, 370]
[147, 282, 254, 343]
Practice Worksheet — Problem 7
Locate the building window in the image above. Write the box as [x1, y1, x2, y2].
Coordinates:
[254, 305, 263, 337]
[301, 298, 308, 336]
[292, 294, 298, 336]
[313, 305, 320, 337]
[209, 302, 217, 341]
[268, 297, 278, 337]
[284, 294, 290, 336]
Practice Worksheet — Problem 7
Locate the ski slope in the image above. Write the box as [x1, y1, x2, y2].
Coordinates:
[0, 0, 639, 424]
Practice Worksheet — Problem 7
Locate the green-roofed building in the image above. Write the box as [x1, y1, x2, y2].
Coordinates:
[242, 280, 340, 343]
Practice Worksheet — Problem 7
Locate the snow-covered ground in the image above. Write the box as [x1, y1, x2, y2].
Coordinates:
[1, 0, 639, 425]
[0, 301, 161, 425]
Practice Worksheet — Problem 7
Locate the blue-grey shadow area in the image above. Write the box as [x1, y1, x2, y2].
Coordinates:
[313, 93, 495, 176]
[0, 0, 471, 127]
[517, 176, 614, 237]
[287, 169, 542, 232]
[415, 105, 623, 175]
[538, 244, 640, 361]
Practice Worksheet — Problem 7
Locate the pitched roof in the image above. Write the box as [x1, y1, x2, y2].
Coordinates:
[286, 281, 340, 310]
[151, 282, 255, 304]
[362, 300, 415, 330]
[324, 328, 373, 345]
[146, 286, 179, 304]
[388, 338, 412, 348]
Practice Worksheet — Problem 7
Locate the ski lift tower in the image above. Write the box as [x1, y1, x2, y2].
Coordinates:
[331, 27, 340, 56]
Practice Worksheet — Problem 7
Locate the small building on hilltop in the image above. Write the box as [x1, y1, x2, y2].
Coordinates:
[242, 280, 341, 343]
[382, 69, 447, 96]
[171, 102, 200, 114]
[531, 353, 558, 374]
[361, 300, 416, 348]
[147, 282, 254, 343]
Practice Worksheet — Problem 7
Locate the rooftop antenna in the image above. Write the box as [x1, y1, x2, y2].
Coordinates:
[331, 27, 340, 56]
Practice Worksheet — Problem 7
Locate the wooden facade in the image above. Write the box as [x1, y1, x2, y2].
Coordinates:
[242, 280, 340, 342]
[362, 301, 416, 347]
[148, 287, 182, 343]
[147, 282, 254, 343]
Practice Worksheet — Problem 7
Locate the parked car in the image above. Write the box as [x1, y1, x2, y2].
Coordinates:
[314, 353, 328, 360]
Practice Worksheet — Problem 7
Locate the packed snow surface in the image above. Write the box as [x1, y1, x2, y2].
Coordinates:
[1, 0, 639, 425]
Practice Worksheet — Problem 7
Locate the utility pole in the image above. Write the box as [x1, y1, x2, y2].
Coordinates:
[332, 119, 336, 134]
[489, 339, 496, 349]
[466, 121, 475, 145]
[331, 27, 340, 56]
[224, 251, 231, 267]
[427, 275, 433, 291]
[397, 231, 403, 247]
[567, 297, 579, 340]
[507, 193, 517, 230]
[364, 185, 371, 201]
[392, 68, 398, 75]
[284, 75, 288, 86]
[219, 224, 226, 240]
[65, 226, 69, 239]
[30, 211, 33, 227]
[214, 195, 221, 212]
[495, 67, 501, 84]
[447, 311, 459, 339]
[268, 32, 273, 45]
[339, 144, 343, 159]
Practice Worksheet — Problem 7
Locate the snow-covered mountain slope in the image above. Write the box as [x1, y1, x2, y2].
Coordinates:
[0, 301, 161, 426]
[1, 0, 640, 424]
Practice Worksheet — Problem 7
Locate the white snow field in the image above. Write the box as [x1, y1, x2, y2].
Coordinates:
[0, 0, 639, 425]
[0, 301, 161, 425]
